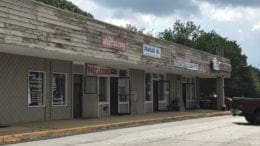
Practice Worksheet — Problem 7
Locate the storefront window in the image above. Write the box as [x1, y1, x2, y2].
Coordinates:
[153, 74, 158, 79]
[158, 81, 169, 101]
[99, 77, 110, 102]
[28, 71, 45, 106]
[186, 78, 195, 100]
[159, 74, 164, 80]
[52, 73, 66, 106]
[111, 69, 118, 76]
[158, 82, 165, 101]
[119, 70, 128, 77]
[84, 76, 97, 94]
[118, 78, 129, 102]
[145, 73, 152, 101]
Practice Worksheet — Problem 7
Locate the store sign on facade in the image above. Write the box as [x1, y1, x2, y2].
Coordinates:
[212, 58, 220, 71]
[211, 58, 232, 72]
[173, 58, 199, 71]
[102, 33, 127, 52]
[86, 64, 111, 75]
[219, 62, 232, 72]
[143, 44, 161, 58]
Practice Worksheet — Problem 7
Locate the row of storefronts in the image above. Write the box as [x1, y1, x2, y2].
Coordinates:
[0, 0, 231, 124]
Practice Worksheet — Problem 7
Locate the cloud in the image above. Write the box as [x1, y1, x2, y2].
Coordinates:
[200, 0, 260, 8]
[90, 0, 199, 17]
[252, 22, 260, 31]
[198, 2, 245, 22]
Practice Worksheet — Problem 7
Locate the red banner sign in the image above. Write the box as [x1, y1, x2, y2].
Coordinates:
[86, 64, 111, 75]
[101, 33, 127, 52]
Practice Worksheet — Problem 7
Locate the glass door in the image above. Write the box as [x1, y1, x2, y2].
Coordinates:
[118, 77, 130, 114]
[157, 80, 170, 111]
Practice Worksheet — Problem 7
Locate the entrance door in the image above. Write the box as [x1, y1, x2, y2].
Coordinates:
[73, 74, 83, 118]
[110, 77, 118, 115]
[118, 77, 130, 114]
[153, 81, 159, 111]
[158, 80, 170, 111]
[182, 83, 187, 109]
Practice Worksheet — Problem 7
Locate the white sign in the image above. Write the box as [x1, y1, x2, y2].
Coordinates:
[143, 44, 161, 58]
[212, 58, 220, 71]
[173, 58, 199, 71]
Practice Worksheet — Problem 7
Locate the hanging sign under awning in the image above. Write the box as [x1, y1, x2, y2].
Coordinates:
[86, 64, 111, 76]
[143, 44, 161, 58]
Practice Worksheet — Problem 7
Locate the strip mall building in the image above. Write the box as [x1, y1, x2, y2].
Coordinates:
[0, 0, 231, 124]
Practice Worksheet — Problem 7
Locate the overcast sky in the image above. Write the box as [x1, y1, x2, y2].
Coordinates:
[68, 0, 260, 69]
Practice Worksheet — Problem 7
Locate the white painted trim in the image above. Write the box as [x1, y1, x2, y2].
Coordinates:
[97, 76, 110, 117]
[144, 72, 167, 112]
[99, 102, 110, 105]
[117, 76, 130, 114]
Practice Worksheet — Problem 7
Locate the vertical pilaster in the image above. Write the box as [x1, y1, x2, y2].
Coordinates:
[216, 77, 225, 110]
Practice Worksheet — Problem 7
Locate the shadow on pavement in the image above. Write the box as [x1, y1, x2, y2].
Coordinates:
[233, 122, 260, 126]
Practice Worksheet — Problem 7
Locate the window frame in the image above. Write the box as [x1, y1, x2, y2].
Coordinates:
[144, 72, 152, 102]
[98, 76, 110, 104]
[52, 72, 68, 107]
[158, 80, 169, 102]
[84, 75, 98, 94]
[27, 70, 46, 108]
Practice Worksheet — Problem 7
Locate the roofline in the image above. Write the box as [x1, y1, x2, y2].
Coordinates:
[30, 0, 230, 63]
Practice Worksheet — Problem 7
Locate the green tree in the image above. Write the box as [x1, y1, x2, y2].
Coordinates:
[125, 24, 145, 33]
[159, 20, 202, 47]
[35, 0, 93, 18]
[124, 24, 154, 36]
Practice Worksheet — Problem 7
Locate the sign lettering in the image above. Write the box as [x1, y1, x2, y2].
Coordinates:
[86, 64, 111, 75]
[173, 58, 199, 71]
[219, 62, 232, 72]
[143, 44, 161, 58]
[211, 58, 220, 71]
[102, 33, 127, 52]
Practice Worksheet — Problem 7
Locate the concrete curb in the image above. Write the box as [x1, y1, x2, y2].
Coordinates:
[0, 111, 230, 144]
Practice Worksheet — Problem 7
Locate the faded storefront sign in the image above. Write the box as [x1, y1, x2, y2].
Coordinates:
[101, 33, 127, 52]
[86, 64, 111, 75]
[143, 44, 161, 58]
[173, 58, 199, 71]
[219, 62, 232, 72]
[211, 58, 232, 72]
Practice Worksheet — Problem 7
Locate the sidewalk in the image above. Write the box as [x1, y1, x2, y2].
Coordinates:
[0, 110, 230, 144]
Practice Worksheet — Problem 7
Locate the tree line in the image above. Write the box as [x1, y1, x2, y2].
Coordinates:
[35, 0, 93, 18]
[158, 20, 260, 98]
